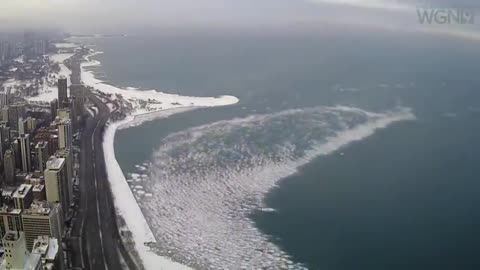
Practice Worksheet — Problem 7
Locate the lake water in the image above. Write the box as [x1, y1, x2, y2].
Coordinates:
[82, 27, 480, 269]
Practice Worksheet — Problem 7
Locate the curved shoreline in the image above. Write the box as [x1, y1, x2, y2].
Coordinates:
[103, 115, 194, 270]
[81, 48, 239, 269]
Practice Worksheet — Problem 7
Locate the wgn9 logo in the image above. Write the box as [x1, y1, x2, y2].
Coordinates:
[417, 7, 475, 25]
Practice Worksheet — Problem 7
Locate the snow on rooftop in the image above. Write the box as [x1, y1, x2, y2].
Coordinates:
[13, 184, 33, 198]
[46, 157, 65, 170]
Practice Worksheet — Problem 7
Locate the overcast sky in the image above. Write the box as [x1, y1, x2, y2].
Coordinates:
[1, 0, 479, 38]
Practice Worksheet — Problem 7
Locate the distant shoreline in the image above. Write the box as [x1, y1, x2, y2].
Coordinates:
[69, 34, 127, 38]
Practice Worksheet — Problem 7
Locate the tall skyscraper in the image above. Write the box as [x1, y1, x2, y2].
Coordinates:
[2, 106, 8, 123]
[12, 140, 21, 170]
[18, 117, 27, 135]
[50, 99, 58, 122]
[0, 125, 6, 160]
[35, 141, 49, 173]
[56, 108, 71, 122]
[56, 119, 72, 150]
[0, 92, 9, 110]
[47, 135, 59, 156]
[55, 149, 73, 206]
[26, 117, 35, 133]
[57, 77, 68, 107]
[44, 157, 70, 214]
[2, 231, 28, 269]
[21, 201, 63, 251]
[18, 134, 31, 173]
[7, 104, 25, 131]
[0, 122, 10, 144]
[0, 188, 23, 238]
[4, 149, 16, 185]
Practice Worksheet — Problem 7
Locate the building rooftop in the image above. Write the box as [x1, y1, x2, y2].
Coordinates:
[32, 236, 59, 261]
[35, 141, 48, 149]
[0, 205, 21, 215]
[55, 148, 70, 157]
[3, 231, 21, 242]
[12, 184, 32, 199]
[55, 118, 71, 125]
[32, 184, 44, 193]
[18, 133, 29, 139]
[25, 174, 44, 185]
[24, 253, 41, 270]
[1, 187, 15, 198]
[22, 201, 54, 216]
[45, 156, 65, 170]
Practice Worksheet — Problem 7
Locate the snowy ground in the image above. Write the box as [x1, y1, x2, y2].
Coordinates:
[2, 43, 74, 104]
[81, 48, 239, 269]
[1, 78, 28, 94]
[27, 51, 73, 103]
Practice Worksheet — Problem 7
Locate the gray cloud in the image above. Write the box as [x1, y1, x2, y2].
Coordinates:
[1, 0, 479, 40]
[0, 0, 318, 32]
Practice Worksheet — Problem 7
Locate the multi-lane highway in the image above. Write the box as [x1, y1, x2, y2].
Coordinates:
[68, 51, 137, 270]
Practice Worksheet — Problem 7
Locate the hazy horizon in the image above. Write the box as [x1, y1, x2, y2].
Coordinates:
[2, 0, 480, 40]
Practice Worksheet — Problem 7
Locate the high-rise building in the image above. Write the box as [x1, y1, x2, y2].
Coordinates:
[34, 40, 47, 55]
[0, 132, 3, 162]
[21, 201, 63, 251]
[0, 190, 23, 238]
[0, 41, 12, 64]
[32, 185, 46, 201]
[50, 99, 58, 122]
[1, 231, 28, 269]
[12, 140, 21, 170]
[57, 77, 68, 107]
[18, 134, 31, 173]
[24, 31, 35, 50]
[32, 236, 63, 270]
[13, 184, 33, 210]
[44, 157, 70, 214]
[35, 141, 49, 173]
[56, 108, 71, 122]
[1, 107, 8, 123]
[26, 117, 35, 133]
[0, 93, 9, 110]
[4, 149, 16, 185]
[0, 125, 6, 160]
[56, 119, 72, 150]
[47, 135, 59, 156]
[54, 149, 73, 205]
[7, 104, 25, 132]
[18, 117, 27, 135]
[0, 122, 10, 143]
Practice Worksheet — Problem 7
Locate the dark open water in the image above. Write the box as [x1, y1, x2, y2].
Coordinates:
[81, 28, 480, 269]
